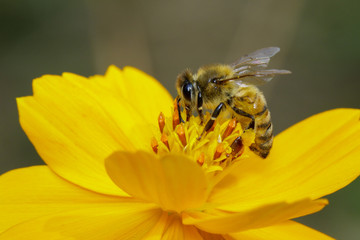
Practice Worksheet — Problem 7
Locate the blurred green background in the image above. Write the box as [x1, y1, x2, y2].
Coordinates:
[1, 0, 359, 238]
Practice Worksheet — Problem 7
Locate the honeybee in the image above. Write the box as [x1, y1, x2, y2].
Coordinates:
[176, 47, 290, 158]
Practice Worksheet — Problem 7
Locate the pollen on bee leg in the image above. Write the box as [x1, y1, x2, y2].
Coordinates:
[209, 121, 216, 132]
[213, 143, 225, 160]
[176, 124, 187, 146]
[197, 120, 216, 140]
[158, 112, 165, 133]
[151, 137, 158, 153]
[197, 152, 205, 166]
[222, 118, 237, 139]
[161, 133, 170, 150]
[230, 136, 244, 159]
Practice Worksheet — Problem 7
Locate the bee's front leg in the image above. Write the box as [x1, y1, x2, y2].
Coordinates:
[176, 96, 185, 123]
[196, 91, 204, 124]
[185, 105, 191, 121]
[178, 98, 191, 122]
[198, 102, 225, 139]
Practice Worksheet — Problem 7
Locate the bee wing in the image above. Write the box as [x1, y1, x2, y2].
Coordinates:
[227, 47, 290, 85]
[231, 47, 280, 69]
[232, 69, 291, 85]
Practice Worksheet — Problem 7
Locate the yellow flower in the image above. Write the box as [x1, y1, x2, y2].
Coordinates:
[1, 65, 359, 239]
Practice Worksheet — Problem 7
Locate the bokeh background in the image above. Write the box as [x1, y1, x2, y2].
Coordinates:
[1, 0, 359, 238]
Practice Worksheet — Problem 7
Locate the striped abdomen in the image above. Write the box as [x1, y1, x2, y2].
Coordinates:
[231, 87, 273, 158]
[250, 101, 273, 158]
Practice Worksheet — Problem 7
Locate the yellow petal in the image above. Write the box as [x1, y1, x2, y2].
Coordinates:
[198, 230, 228, 240]
[105, 65, 174, 126]
[228, 220, 334, 240]
[140, 212, 206, 240]
[210, 109, 360, 211]
[144, 212, 223, 240]
[161, 214, 203, 240]
[0, 201, 162, 239]
[182, 198, 327, 234]
[0, 166, 132, 233]
[105, 151, 208, 213]
[142, 212, 169, 239]
[17, 68, 170, 195]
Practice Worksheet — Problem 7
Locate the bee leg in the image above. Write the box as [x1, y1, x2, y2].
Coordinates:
[247, 117, 255, 130]
[176, 96, 185, 123]
[196, 91, 204, 124]
[185, 105, 191, 121]
[198, 102, 225, 139]
[230, 106, 255, 130]
[230, 136, 244, 159]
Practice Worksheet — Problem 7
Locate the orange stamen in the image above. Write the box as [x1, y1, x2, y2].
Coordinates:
[158, 112, 165, 133]
[151, 137, 158, 153]
[197, 152, 205, 166]
[161, 133, 170, 150]
[176, 124, 187, 146]
[173, 107, 180, 130]
[174, 98, 178, 110]
[222, 118, 236, 139]
[213, 143, 225, 160]
[173, 98, 182, 129]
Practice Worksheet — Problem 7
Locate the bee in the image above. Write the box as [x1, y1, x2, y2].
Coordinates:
[176, 47, 291, 158]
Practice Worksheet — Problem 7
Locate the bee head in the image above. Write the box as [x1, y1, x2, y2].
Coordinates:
[176, 69, 196, 106]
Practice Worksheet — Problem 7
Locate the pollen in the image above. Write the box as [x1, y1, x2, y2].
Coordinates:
[151, 137, 158, 154]
[176, 124, 187, 147]
[172, 99, 180, 130]
[197, 152, 205, 166]
[161, 133, 170, 150]
[213, 143, 225, 160]
[150, 102, 255, 173]
[222, 118, 236, 139]
[158, 112, 165, 133]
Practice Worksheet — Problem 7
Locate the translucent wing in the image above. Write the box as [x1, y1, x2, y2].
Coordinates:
[231, 47, 280, 68]
[224, 47, 291, 85]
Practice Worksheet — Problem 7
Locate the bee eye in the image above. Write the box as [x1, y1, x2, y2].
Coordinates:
[210, 77, 219, 84]
[182, 82, 194, 101]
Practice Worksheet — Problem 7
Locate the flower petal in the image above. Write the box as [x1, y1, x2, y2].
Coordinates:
[0, 166, 133, 234]
[143, 212, 223, 240]
[182, 198, 327, 234]
[228, 220, 334, 240]
[17, 67, 170, 195]
[105, 151, 208, 213]
[141, 212, 169, 239]
[0, 201, 162, 239]
[105, 65, 174, 126]
[161, 214, 203, 240]
[210, 109, 360, 211]
[140, 212, 206, 240]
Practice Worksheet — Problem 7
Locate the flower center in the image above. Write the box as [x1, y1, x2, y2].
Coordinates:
[150, 100, 255, 174]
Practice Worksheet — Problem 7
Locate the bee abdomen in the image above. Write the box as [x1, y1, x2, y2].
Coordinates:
[250, 106, 273, 158]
